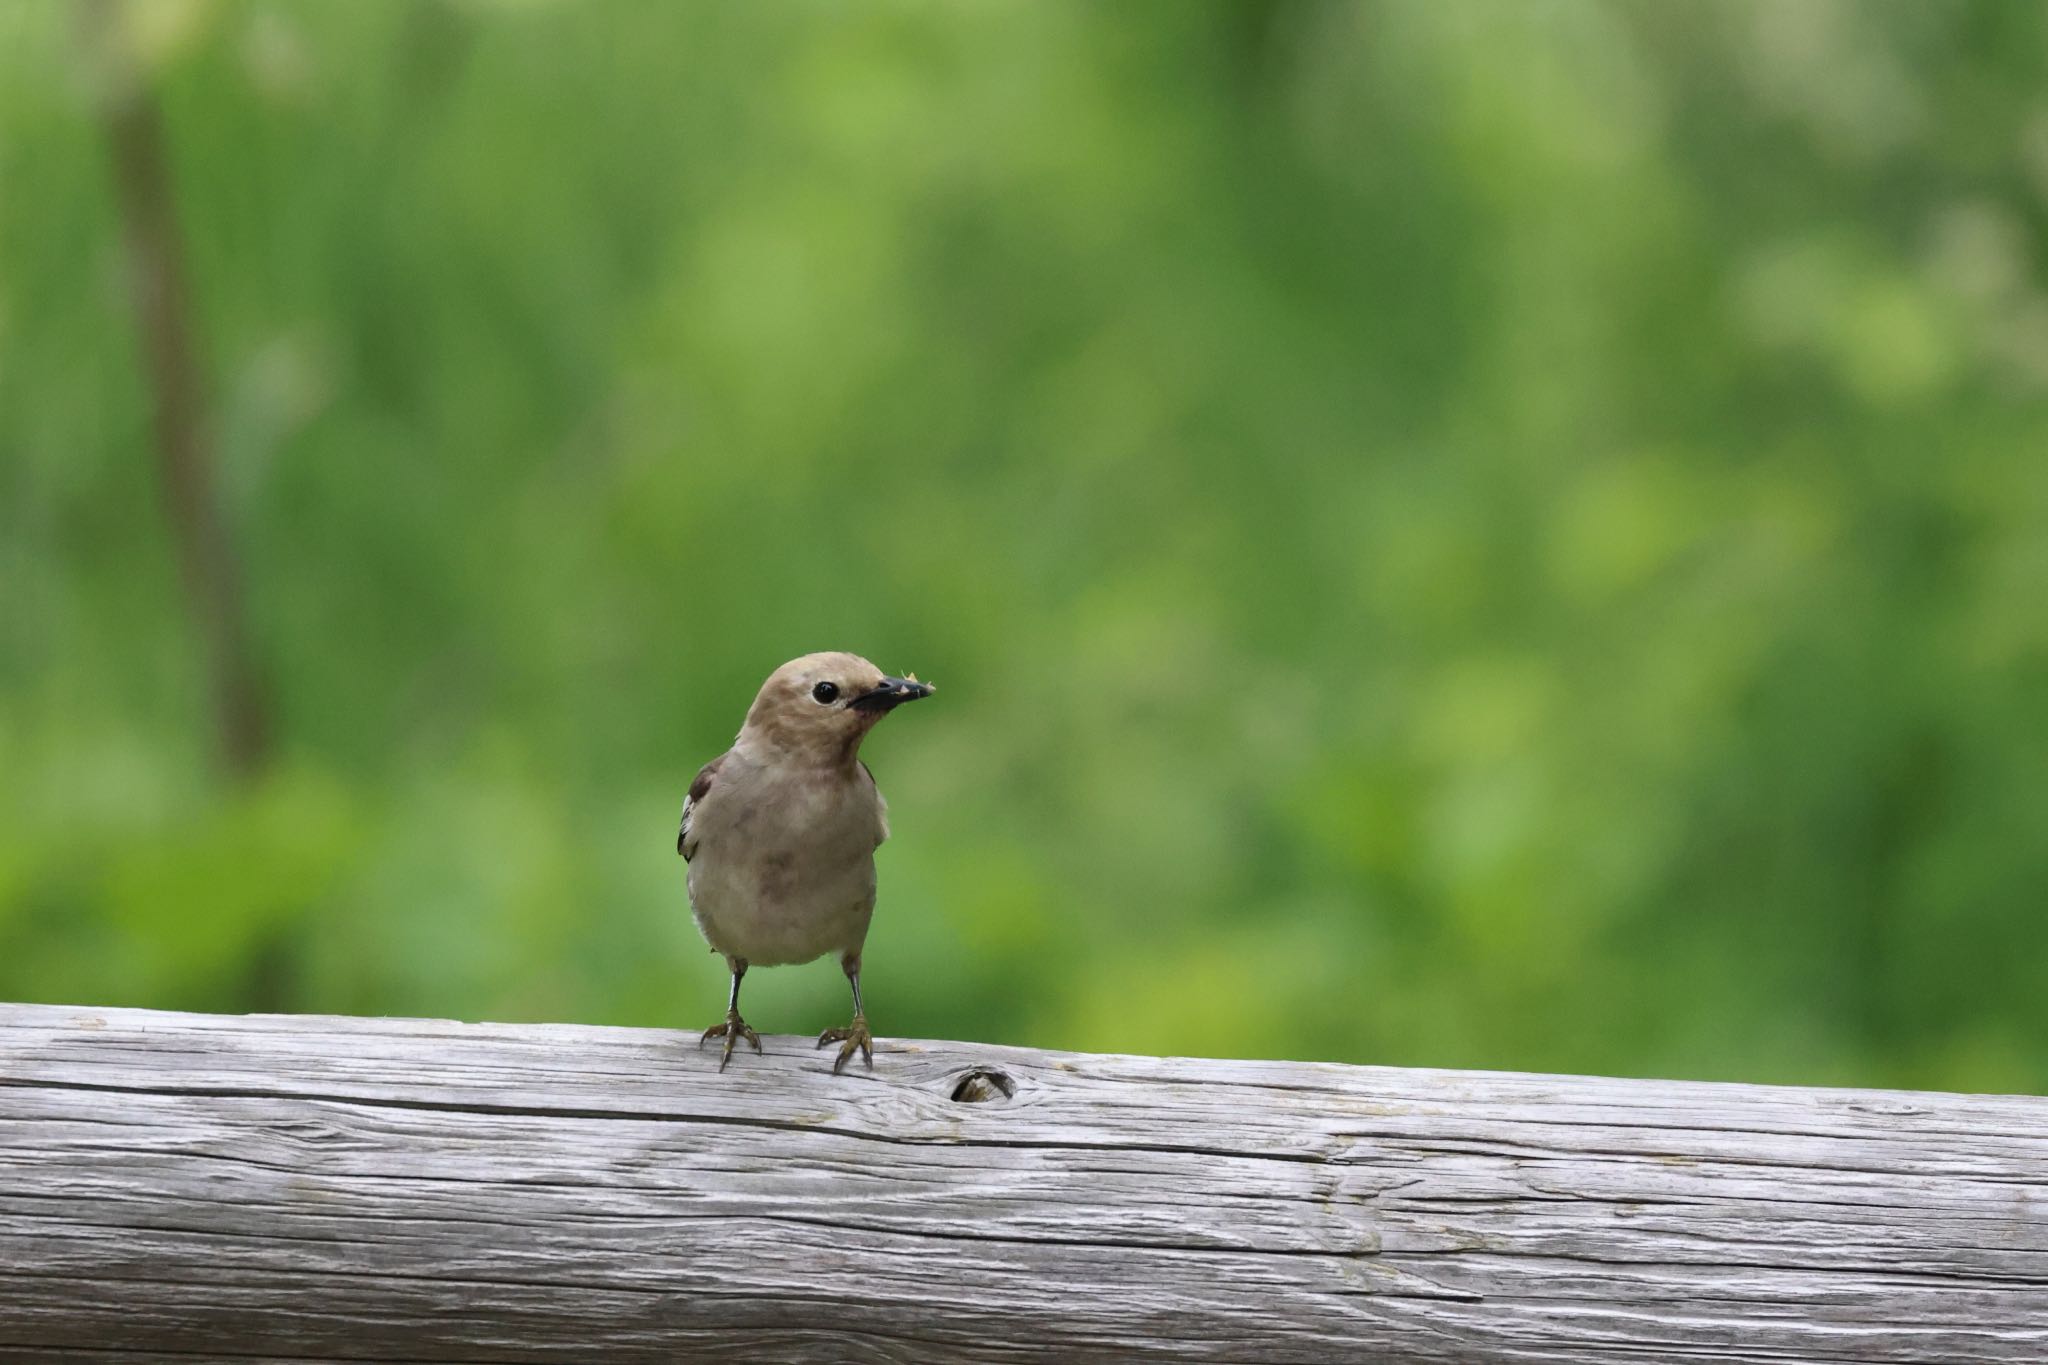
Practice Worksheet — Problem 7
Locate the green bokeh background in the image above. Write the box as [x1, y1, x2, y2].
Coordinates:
[4, 1, 2044, 1091]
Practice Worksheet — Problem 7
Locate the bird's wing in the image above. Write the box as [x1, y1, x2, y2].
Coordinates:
[860, 760, 890, 849]
[678, 754, 725, 861]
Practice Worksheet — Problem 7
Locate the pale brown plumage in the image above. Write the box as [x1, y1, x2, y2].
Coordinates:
[678, 652, 934, 1072]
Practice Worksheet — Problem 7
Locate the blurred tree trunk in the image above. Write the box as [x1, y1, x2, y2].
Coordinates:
[84, 0, 271, 779]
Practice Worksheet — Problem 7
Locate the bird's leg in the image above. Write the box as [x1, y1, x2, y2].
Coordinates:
[699, 957, 762, 1072]
[816, 953, 874, 1074]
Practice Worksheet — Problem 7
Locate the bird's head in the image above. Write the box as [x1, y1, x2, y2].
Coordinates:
[737, 651, 935, 765]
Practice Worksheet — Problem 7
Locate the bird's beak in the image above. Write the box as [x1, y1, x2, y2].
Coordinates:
[850, 676, 936, 713]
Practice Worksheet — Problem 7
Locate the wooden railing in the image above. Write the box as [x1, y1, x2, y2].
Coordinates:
[3, 1003, 2042, 1361]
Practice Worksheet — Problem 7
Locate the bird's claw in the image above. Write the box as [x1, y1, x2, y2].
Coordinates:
[816, 1014, 874, 1074]
[700, 1012, 762, 1072]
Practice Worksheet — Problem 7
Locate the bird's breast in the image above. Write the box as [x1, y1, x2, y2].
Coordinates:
[684, 770, 882, 966]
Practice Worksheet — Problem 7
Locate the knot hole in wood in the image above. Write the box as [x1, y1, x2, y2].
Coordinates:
[949, 1067, 1016, 1104]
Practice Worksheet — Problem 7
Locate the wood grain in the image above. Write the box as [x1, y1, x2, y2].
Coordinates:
[1, 1004, 2042, 1362]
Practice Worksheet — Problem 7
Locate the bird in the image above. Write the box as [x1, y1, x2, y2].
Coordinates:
[677, 652, 935, 1073]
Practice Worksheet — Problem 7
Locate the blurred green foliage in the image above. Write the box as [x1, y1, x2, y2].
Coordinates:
[2, 0, 2045, 1091]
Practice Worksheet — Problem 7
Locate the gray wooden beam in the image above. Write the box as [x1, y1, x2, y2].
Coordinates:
[1, 1003, 2043, 1362]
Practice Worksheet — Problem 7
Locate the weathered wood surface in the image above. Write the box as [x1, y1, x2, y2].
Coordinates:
[0, 1004, 2043, 1363]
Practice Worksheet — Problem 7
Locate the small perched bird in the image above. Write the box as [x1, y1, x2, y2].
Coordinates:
[677, 652, 934, 1073]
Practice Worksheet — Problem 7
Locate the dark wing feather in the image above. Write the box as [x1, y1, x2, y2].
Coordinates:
[677, 755, 724, 860]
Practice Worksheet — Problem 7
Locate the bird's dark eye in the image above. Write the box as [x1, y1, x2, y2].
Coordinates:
[811, 681, 840, 705]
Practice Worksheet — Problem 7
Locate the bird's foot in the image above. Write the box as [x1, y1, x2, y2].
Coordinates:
[816, 1014, 874, 1074]
[700, 1011, 762, 1072]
